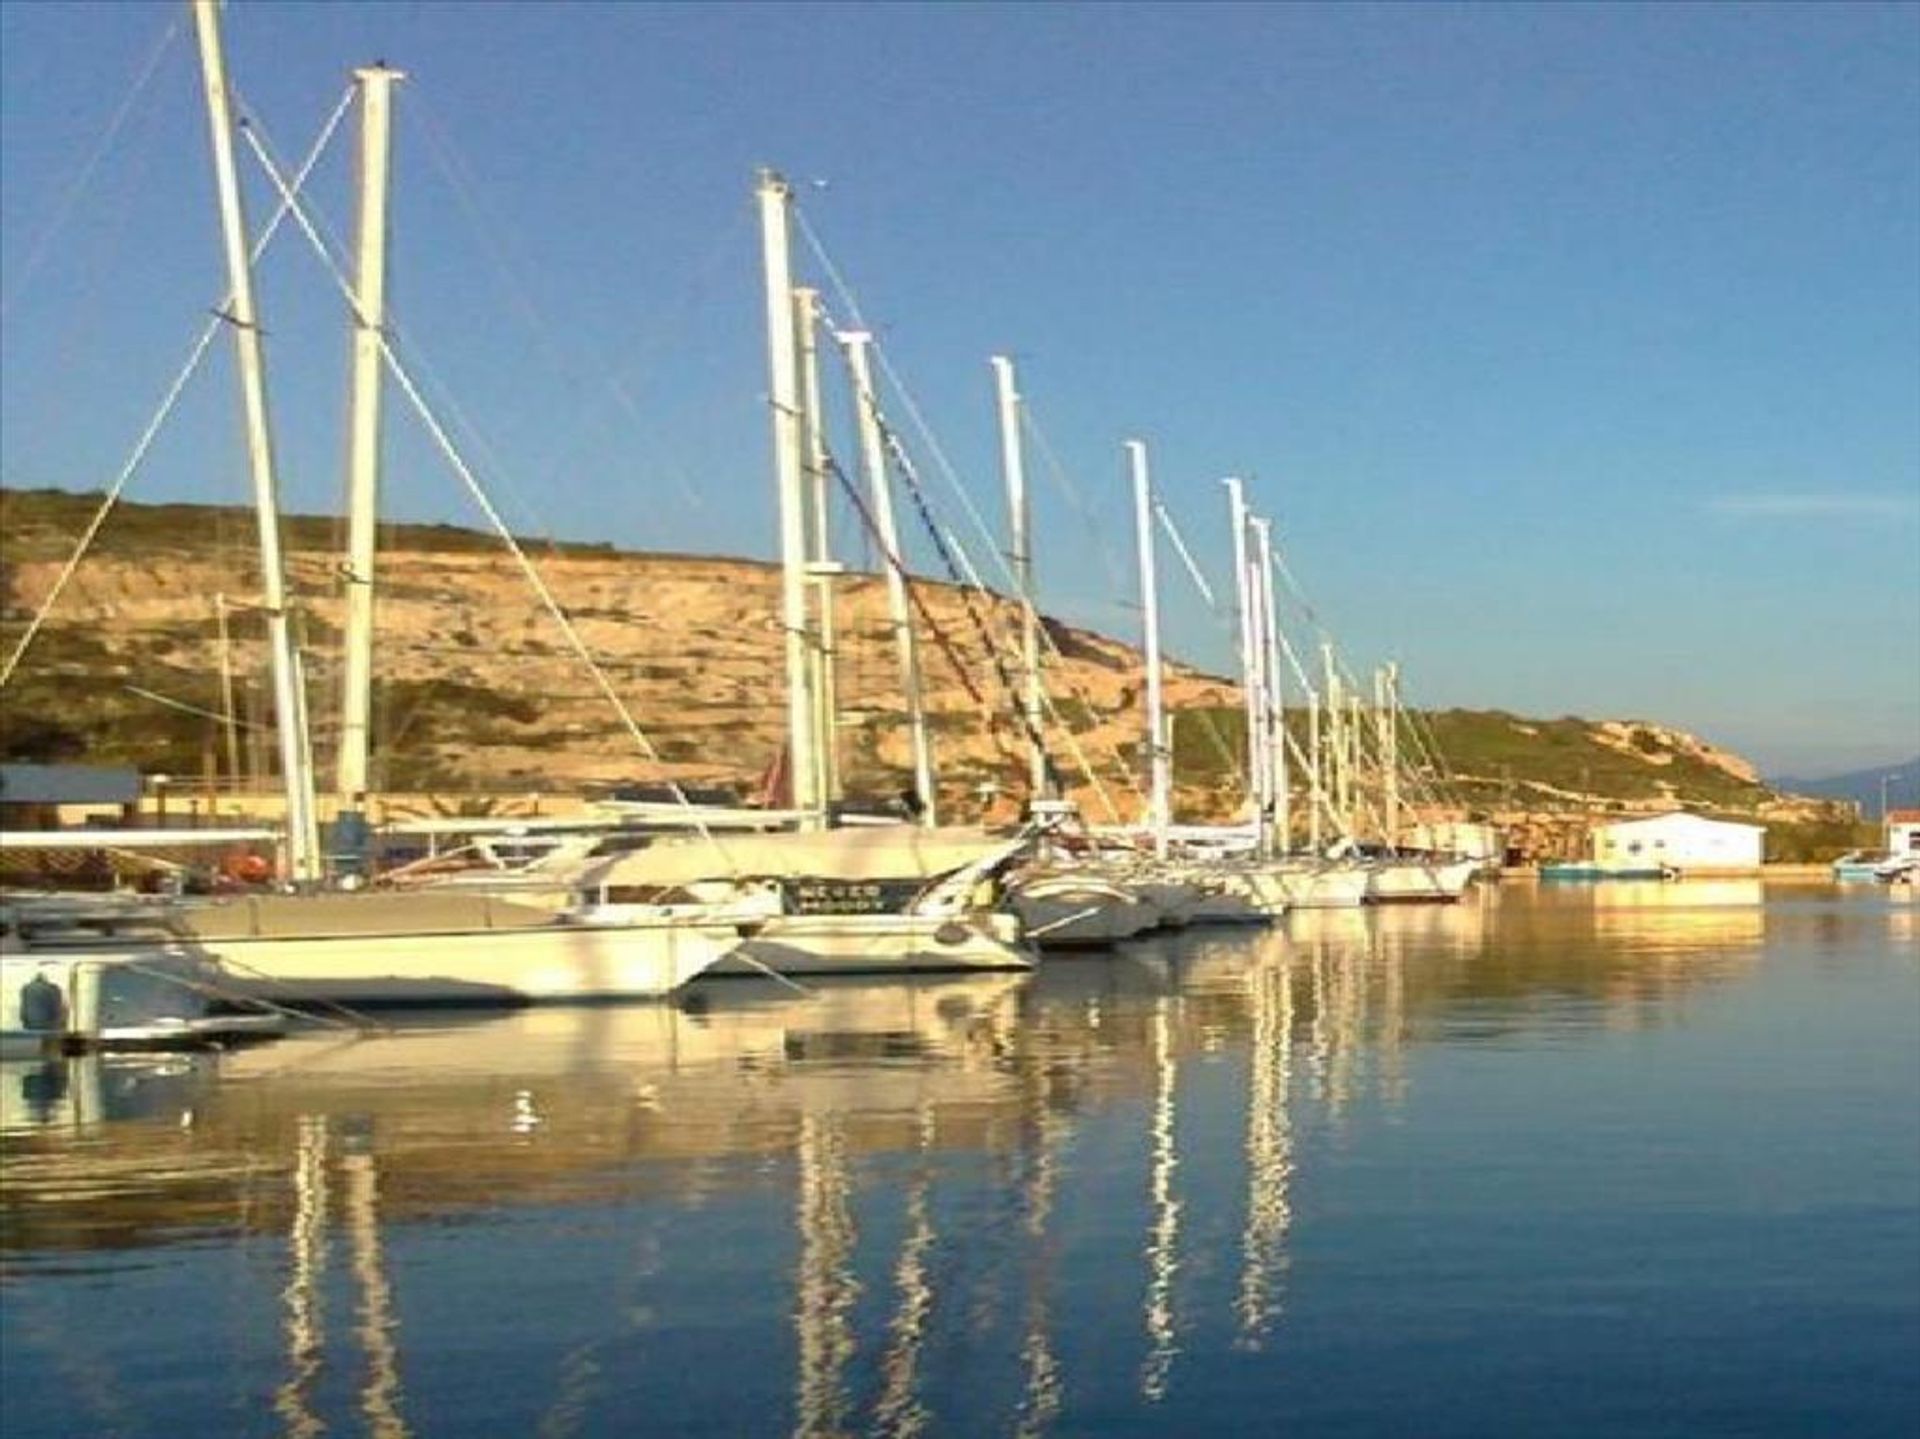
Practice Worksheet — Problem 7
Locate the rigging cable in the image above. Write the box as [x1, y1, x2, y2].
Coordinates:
[866, 411, 1122, 823]
[239, 115, 741, 865]
[0, 86, 357, 691]
[0, 12, 181, 323]
[407, 89, 737, 516]
[803, 288, 1136, 818]
[795, 208, 1031, 612]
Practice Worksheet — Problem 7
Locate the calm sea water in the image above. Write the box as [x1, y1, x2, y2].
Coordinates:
[2, 881, 1915, 1438]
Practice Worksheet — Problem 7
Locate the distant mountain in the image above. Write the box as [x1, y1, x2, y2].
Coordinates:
[1769, 759, 1920, 815]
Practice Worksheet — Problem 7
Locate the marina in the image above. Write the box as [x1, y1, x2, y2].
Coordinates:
[1, 4, 1915, 1434]
[1, 882, 1914, 1436]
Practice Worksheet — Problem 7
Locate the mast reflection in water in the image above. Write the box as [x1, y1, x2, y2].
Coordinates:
[2, 884, 1915, 1437]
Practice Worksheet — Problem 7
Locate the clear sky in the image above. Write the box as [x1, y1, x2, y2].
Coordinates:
[3, 1, 1916, 777]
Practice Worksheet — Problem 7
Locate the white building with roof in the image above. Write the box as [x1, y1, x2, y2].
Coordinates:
[1886, 809, 1920, 858]
[1589, 812, 1765, 876]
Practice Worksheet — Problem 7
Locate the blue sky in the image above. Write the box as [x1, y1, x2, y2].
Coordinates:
[3, 1, 1916, 776]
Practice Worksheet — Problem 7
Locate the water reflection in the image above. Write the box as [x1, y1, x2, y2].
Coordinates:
[1139, 996, 1181, 1403]
[873, 1105, 935, 1439]
[274, 1114, 329, 1439]
[793, 1111, 856, 1439]
[3, 886, 1879, 1438]
[1233, 949, 1293, 1352]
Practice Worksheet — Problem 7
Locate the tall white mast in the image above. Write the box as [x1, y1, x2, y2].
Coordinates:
[794, 286, 840, 807]
[1129, 441, 1170, 855]
[1381, 661, 1402, 850]
[192, 0, 321, 883]
[1348, 689, 1366, 842]
[336, 63, 403, 846]
[1224, 478, 1268, 851]
[839, 330, 937, 825]
[1322, 643, 1344, 848]
[992, 356, 1047, 804]
[1245, 514, 1275, 854]
[1307, 672, 1324, 855]
[756, 169, 824, 825]
[1251, 516, 1289, 854]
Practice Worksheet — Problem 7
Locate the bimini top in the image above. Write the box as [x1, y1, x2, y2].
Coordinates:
[577, 825, 1027, 888]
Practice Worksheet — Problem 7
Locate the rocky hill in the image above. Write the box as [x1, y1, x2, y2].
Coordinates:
[0, 488, 1831, 828]
[0, 488, 1237, 819]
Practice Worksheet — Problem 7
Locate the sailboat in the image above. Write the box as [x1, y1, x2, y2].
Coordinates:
[1, 893, 286, 1054]
[992, 399, 1195, 944]
[596, 170, 1049, 978]
[1343, 664, 1477, 904]
[574, 824, 1033, 974]
[4, 5, 762, 1008]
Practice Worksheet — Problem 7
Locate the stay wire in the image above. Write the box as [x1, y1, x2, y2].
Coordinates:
[0, 11, 182, 323]
[869, 410, 1123, 824]
[794, 207, 1026, 604]
[407, 89, 730, 516]
[0, 86, 356, 691]
[239, 108, 742, 868]
[804, 285, 1134, 819]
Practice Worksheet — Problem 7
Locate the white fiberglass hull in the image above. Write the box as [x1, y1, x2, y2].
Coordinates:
[2, 948, 285, 1053]
[1191, 865, 1292, 921]
[1010, 875, 1160, 947]
[218, 922, 742, 1006]
[1122, 878, 1202, 929]
[718, 912, 1034, 975]
[1365, 858, 1478, 904]
[1264, 863, 1372, 909]
[1171, 861, 1364, 917]
[80, 891, 754, 1006]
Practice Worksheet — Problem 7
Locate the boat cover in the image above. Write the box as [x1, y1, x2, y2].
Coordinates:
[578, 826, 1025, 888]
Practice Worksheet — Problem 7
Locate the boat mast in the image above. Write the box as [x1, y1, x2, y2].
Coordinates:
[1322, 643, 1344, 849]
[839, 329, 937, 825]
[1224, 478, 1269, 853]
[1128, 441, 1171, 856]
[336, 62, 403, 869]
[191, 0, 321, 883]
[214, 592, 242, 784]
[1251, 516, 1290, 854]
[755, 169, 824, 826]
[1377, 663, 1402, 851]
[992, 355, 1048, 806]
[794, 286, 841, 808]
[1348, 688, 1366, 845]
[1307, 671, 1324, 855]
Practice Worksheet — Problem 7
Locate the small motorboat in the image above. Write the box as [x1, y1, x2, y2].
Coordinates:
[2, 896, 287, 1056]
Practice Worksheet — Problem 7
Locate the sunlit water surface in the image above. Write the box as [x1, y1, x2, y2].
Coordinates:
[2, 882, 1915, 1437]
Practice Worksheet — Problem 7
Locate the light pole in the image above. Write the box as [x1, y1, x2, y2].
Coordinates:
[1882, 773, 1902, 823]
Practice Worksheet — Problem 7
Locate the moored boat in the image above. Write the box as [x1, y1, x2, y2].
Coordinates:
[1832, 850, 1893, 882]
[5, 888, 757, 1011]
[3, 897, 286, 1054]
[575, 825, 1037, 974]
[1364, 856, 1479, 904]
[1009, 869, 1163, 947]
[1539, 862, 1677, 882]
